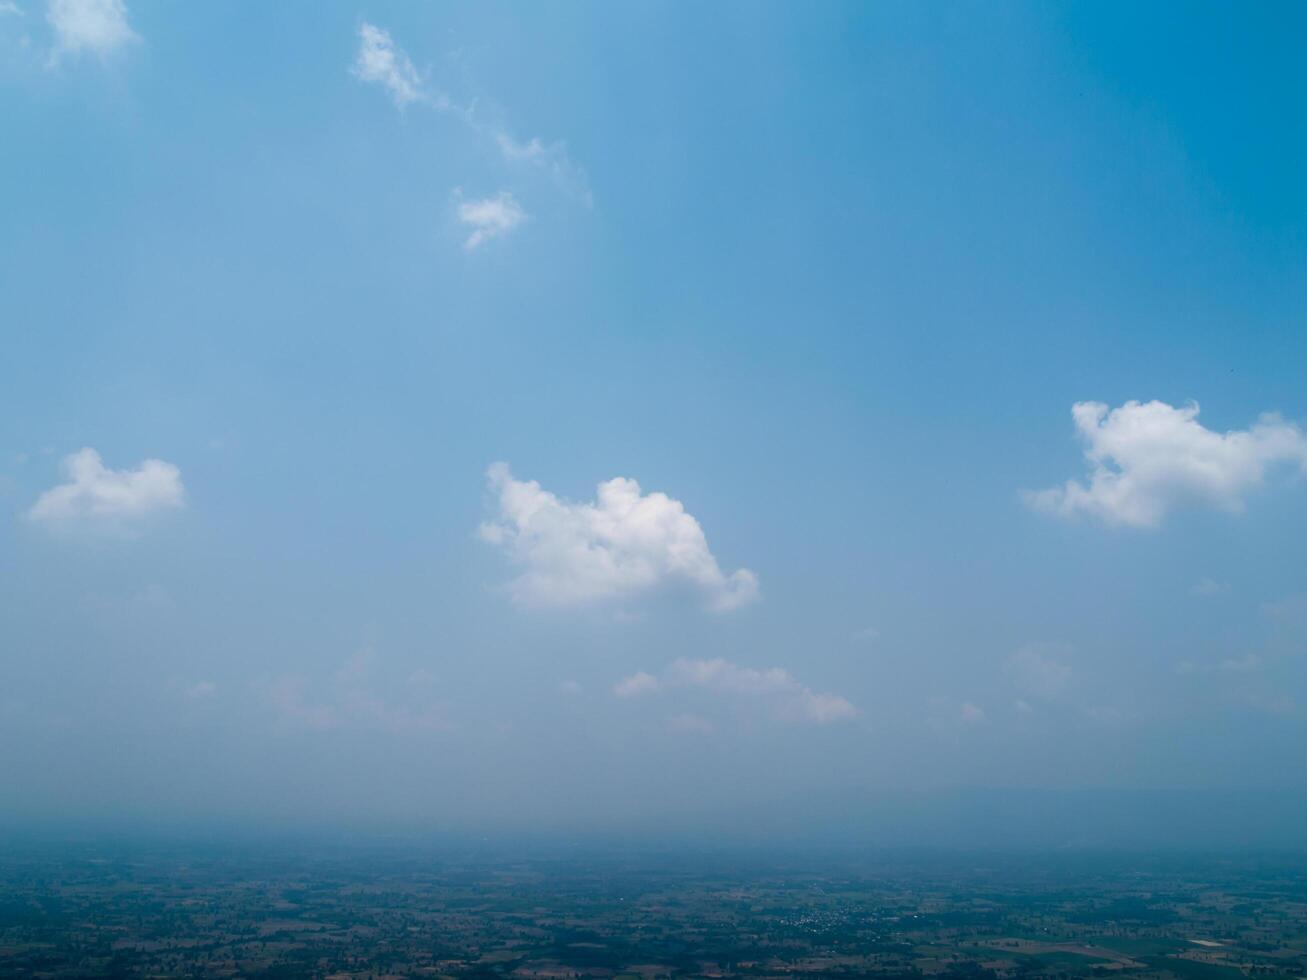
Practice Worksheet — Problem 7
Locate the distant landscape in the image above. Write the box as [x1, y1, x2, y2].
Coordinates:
[2, 843, 1306, 979]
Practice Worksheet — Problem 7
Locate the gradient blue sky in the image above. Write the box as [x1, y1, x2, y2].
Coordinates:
[2, 1, 1306, 844]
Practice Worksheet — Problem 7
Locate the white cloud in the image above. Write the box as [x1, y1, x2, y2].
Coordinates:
[1191, 577, 1230, 597]
[456, 190, 526, 250]
[351, 22, 423, 107]
[28, 448, 183, 527]
[47, 0, 137, 59]
[185, 681, 217, 701]
[1025, 400, 1307, 528]
[479, 463, 759, 613]
[493, 131, 593, 207]
[558, 679, 583, 696]
[1, 2, 23, 17]
[614, 657, 855, 726]
[1005, 643, 1072, 700]
[613, 671, 660, 698]
[351, 24, 592, 207]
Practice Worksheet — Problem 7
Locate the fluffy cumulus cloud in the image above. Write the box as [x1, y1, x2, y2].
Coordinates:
[479, 464, 759, 613]
[28, 448, 183, 527]
[351, 22, 423, 107]
[47, 0, 137, 59]
[614, 657, 855, 726]
[456, 190, 526, 250]
[1026, 400, 1307, 528]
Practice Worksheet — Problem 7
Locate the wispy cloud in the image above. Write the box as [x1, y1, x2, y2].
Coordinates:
[1005, 643, 1072, 701]
[455, 189, 526, 250]
[493, 131, 593, 208]
[959, 701, 987, 725]
[350, 23, 592, 207]
[1191, 577, 1230, 597]
[185, 681, 217, 701]
[614, 657, 855, 726]
[1025, 400, 1307, 528]
[350, 22, 423, 108]
[613, 671, 660, 698]
[47, 0, 137, 61]
[1177, 653, 1262, 676]
[257, 650, 451, 735]
[665, 713, 714, 736]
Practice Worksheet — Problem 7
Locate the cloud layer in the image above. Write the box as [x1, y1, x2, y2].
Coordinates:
[28, 448, 183, 527]
[479, 464, 758, 612]
[1026, 400, 1307, 527]
[614, 657, 855, 726]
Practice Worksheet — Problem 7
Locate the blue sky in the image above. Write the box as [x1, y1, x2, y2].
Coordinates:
[2, 1, 1306, 844]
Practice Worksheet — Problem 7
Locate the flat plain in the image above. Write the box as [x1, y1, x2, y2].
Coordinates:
[1, 843, 1305, 979]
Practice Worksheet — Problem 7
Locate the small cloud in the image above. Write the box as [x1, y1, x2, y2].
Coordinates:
[493, 131, 593, 207]
[455, 189, 526, 250]
[1178, 653, 1262, 676]
[853, 626, 880, 642]
[665, 713, 714, 736]
[185, 681, 217, 700]
[47, 0, 138, 60]
[351, 22, 423, 107]
[558, 679, 583, 696]
[1005, 642, 1072, 700]
[259, 676, 336, 731]
[28, 448, 183, 530]
[1261, 593, 1307, 626]
[350, 23, 593, 208]
[406, 668, 436, 687]
[959, 701, 987, 725]
[1220, 653, 1262, 672]
[257, 651, 451, 734]
[615, 657, 854, 726]
[479, 463, 758, 613]
[0, 2, 23, 16]
[1025, 400, 1307, 528]
[1192, 577, 1230, 597]
[1014, 698, 1033, 714]
[613, 671, 659, 698]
